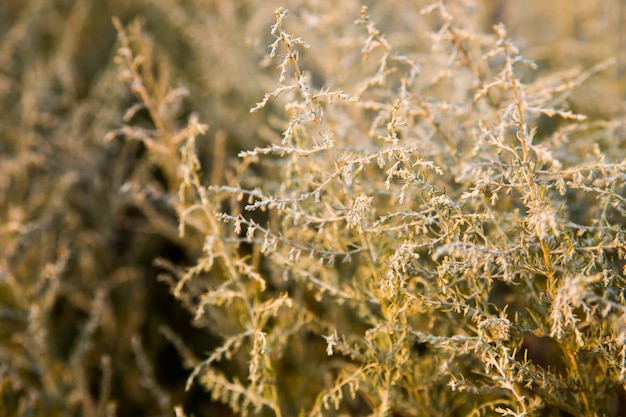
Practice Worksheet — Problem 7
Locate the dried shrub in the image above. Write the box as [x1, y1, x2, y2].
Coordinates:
[161, 2, 625, 416]
[2, 1, 625, 417]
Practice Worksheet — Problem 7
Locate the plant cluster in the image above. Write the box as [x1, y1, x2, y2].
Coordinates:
[162, 3, 626, 416]
[1, 1, 625, 416]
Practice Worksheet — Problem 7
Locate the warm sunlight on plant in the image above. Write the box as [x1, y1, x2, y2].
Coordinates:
[1, 1, 625, 416]
[163, 3, 625, 416]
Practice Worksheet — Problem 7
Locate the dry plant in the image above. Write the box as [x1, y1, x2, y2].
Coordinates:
[2, 0, 625, 416]
[141, 2, 626, 416]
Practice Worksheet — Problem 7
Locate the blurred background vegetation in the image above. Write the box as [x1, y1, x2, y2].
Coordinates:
[0, 0, 624, 416]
